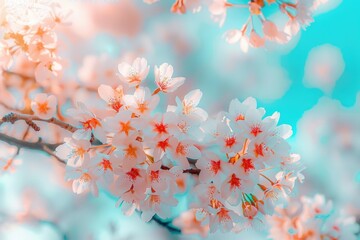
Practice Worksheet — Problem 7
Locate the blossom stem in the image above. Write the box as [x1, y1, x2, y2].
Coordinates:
[260, 173, 274, 184]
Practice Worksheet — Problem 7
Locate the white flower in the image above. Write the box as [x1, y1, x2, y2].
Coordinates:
[154, 63, 185, 93]
[118, 57, 149, 87]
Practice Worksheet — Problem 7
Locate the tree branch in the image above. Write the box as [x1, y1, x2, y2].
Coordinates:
[0, 132, 61, 152]
[1, 112, 77, 132]
[161, 165, 200, 175]
[151, 215, 181, 234]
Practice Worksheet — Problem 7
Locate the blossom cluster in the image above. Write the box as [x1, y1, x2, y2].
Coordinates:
[268, 194, 359, 240]
[144, 0, 325, 51]
[0, 0, 69, 86]
[32, 57, 304, 233]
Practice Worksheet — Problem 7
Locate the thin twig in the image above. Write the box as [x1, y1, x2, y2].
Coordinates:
[2, 112, 77, 132]
[43, 145, 66, 164]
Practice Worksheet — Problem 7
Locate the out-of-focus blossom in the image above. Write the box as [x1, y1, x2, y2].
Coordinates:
[297, 97, 360, 212]
[0, 0, 69, 84]
[304, 44, 345, 94]
[173, 209, 210, 236]
[145, 0, 327, 49]
[268, 195, 359, 240]
[31, 93, 57, 120]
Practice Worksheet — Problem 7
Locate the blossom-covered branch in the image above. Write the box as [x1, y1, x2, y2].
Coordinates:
[144, 0, 326, 51]
[1, 55, 305, 234]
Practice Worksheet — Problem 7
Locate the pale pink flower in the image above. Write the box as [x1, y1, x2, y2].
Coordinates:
[34, 60, 63, 86]
[196, 151, 228, 183]
[67, 102, 107, 143]
[98, 84, 125, 112]
[224, 28, 249, 52]
[174, 89, 208, 121]
[168, 138, 201, 168]
[262, 20, 289, 43]
[220, 171, 253, 205]
[55, 137, 91, 167]
[145, 161, 173, 192]
[104, 110, 137, 137]
[66, 166, 99, 196]
[140, 190, 178, 222]
[123, 87, 159, 116]
[118, 57, 149, 87]
[209, 207, 240, 233]
[112, 135, 146, 170]
[115, 167, 147, 212]
[31, 93, 57, 119]
[227, 97, 263, 125]
[216, 122, 244, 154]
[249, 30, 265, 48]
[89, 152, 115, 185]
[154, 63, 185, 93]
[209, 0, 232, 27]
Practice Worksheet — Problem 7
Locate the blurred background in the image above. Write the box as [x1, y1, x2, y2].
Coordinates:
[0, 0, 359, 239]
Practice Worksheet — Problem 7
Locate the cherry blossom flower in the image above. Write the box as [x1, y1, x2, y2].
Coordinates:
[262, 20, 289, 44]
[154, 63, 185, 93]
[209, 0, 232, 27]
[140, 189, 178, 222]
[89, 152, 115, 185]
[118, 57, 149, 87]
[55, 137, 91, 167]
[98, 84, 125, 112]
[168, 138, 201, 168]
[31, 93, 57, 120]
[67, 102, 107, 143]
[224, 28, 249, 52]
[66, 166, 99, 196]
[112, 134, 146, 169]
[123, 87, 159, 116]
[104, 110, 138, 138]
[34, 59, 63, 86]
[171, 89, 208, 122]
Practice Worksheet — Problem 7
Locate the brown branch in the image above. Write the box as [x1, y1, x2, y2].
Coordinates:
[43, 145, 66, 164]
[0, 132, 61, 152]
[151, 215, 181, 234]
[1, 112, 77, 132]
